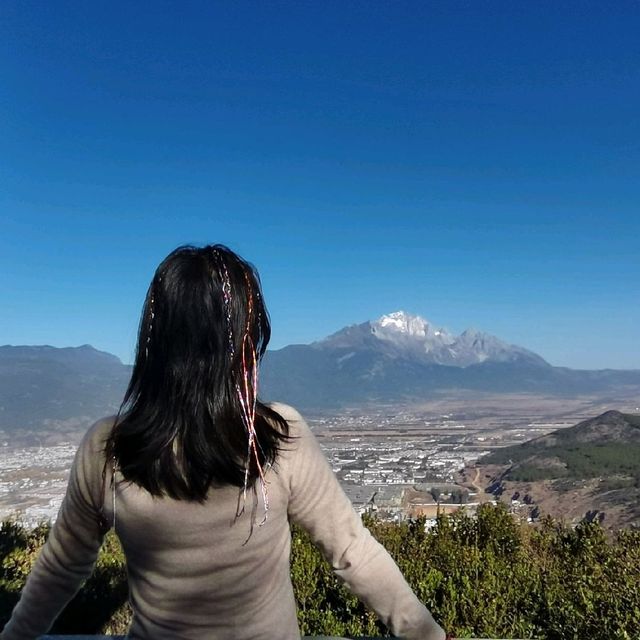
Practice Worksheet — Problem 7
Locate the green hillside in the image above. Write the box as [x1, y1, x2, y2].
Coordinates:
[484, 411, 640, 482]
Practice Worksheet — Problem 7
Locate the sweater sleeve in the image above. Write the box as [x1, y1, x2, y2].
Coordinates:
[0, 419, 112, 640]
[277, 404, 446, 640]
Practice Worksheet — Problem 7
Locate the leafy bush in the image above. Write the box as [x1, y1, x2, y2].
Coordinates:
[2, 505, 639, 639]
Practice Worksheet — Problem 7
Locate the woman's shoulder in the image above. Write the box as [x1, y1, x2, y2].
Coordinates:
[266, 402, 325, 473]
[74, 416, 118, 473]
[265, 402, 311, 437]
[83, 415, 118, 447]
[266, 401, 303, 423]
[63, 416, 119, 514]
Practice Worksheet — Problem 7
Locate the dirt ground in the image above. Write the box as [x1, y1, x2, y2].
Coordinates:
[457, 463, 640, 531]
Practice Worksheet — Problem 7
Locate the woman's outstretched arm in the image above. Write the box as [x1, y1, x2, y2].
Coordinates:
[0, 419, 113, 640]
[277, 403, 446, 640]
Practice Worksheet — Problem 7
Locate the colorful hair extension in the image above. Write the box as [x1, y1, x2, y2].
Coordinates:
[145, 289, 155, 359]
[213, 249, 270, 526]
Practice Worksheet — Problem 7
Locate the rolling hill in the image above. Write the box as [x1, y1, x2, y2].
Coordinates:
[0, 345, 130, 431]
[474, 411, 640, 529]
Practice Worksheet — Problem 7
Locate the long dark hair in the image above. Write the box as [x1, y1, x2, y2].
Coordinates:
[105, 244, 289, 501]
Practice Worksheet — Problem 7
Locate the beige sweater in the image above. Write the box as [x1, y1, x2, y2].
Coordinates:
[1, 403, 445, 640]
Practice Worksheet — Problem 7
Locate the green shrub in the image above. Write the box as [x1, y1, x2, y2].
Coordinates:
[2, 505, 639, 639]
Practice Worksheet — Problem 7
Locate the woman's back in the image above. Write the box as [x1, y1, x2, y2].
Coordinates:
[107, 403, 297, 639]
[0, 245, 446, 640]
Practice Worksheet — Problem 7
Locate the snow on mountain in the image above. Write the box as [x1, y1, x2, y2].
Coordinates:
[261, 314, 640, 407]
[319, 311, 547, 367]
[372, 311, 455, 353]
[377, 311, 428, 336]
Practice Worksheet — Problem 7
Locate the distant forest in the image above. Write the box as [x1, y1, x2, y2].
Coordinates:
[492, 442, 640, 483]
[2, 504, 639, 639]
[484, 412, 640, 483]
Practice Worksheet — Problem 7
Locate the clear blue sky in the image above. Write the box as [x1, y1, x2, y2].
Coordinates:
[2, 1, 639, 369]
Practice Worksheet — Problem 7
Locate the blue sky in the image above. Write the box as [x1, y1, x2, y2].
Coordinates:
[1, 1, 639, 369]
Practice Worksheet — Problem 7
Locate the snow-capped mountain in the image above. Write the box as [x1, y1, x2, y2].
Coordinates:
[372, 311, 455, 352]
[4, 336, 639, 420]
[260, 309, 640, 407]
[261, 310, 640, 406]
[319, 311, 547, 367]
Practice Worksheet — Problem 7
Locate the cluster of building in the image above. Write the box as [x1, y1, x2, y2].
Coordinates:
[311, 412, 490, 525]
[1, 406, 562, 528]
[0, 442, 74, 527]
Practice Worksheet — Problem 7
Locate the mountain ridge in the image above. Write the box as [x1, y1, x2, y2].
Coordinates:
[317, 311, 548, 368]
[262, 311, 639, 407]
[0, 344, 131, 430]
[2, 310, 639, 419]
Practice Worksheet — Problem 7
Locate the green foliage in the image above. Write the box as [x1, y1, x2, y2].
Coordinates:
[0, 524, 131, 634]
[2, 505, 640, 639]
[490, 443, 640, 482]
[486, 412, 640, 484]
[290, 524, 381, 637]
[507, 464, 567, 482]
[558, 443, 640, 479]
[622, 413, 640, 429]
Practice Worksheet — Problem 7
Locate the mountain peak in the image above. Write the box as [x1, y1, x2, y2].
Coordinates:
[317, 311, 549, 368]
[376, 311, 431, 337]
[371, 311, 456, 354]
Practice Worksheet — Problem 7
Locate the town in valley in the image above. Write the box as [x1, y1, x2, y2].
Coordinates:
[3, 392, 633, 528]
